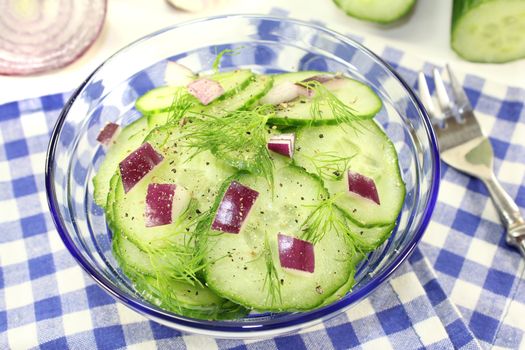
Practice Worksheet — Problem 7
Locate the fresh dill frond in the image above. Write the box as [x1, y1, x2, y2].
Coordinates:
[301, 151, 355, 181]
[166, 88, 195, 125]
[182, 105, 275, 186]
[262, 233, 282, 306]
[212, 47, 244, 73]
[300, 197, 370, 254]
[298, 80, 360, 126]
[300, 196, 340, 244]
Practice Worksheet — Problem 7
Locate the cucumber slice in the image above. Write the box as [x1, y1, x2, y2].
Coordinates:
[135, 69, 254, 114]
[93, 116, 152, 208]
[319, 251, 363, 306]
[113, 233, 248, 320]
[337, 206, 396, 251]
[293, 122, 405, 227]
[197, 74, 273, 118]
[204, 165, 357, 311]
[268, 77, 382, 126]
[451, 0, 525, 63]
[333, 0, 417, 24]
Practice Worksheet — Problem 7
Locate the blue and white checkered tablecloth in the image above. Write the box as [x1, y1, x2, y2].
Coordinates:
[1, 13, 525, 350]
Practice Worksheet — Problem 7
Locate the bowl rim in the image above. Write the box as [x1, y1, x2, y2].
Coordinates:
[45, 14, 440, 337]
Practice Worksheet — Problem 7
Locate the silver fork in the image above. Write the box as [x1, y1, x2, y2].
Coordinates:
[418, 65, 525, 257]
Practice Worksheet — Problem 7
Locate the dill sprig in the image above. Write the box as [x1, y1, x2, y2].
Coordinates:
[212, 47, 243, 73]
[182, 105, 275, 186]
[300, 196, 340, 244]
[165, 88, 195, 125]
[300, 197, 369, 255]
[300, 151, 355, 181]
[262, 233, 282, 306]
[298, 80, 360, 125]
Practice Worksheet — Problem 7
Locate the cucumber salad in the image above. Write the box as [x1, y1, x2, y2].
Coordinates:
[93, 61, 406, 320]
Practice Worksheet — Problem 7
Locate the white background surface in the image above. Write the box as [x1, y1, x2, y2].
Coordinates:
[0, 0, 524, 104]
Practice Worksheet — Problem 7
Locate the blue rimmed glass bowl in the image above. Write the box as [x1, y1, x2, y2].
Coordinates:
[45, 15, 439, 338]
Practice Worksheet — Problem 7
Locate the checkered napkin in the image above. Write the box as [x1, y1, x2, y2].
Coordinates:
[1, 17, 525, 350]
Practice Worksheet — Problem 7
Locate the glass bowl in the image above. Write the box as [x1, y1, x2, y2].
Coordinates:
[45, 15, 440, 338]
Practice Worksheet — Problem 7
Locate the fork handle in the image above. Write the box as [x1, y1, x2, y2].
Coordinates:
[483, 174, 525, 257]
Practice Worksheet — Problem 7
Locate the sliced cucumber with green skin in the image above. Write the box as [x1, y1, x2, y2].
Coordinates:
[451, 0, 525, 63]
[147, 111, 171, 129]
[93, 116, 152, 208]
[135, 69, 254, 114]
[268, 77, 382, 126]
[333, 0, 417, 24]
[335, 205, 396, 251]
[204, 165, 356, 311]
[195, 74, 273, 118]
[111, 126, 235, 251]
[293, 122, 405, 227]
[319, 251, 363, 306]
[113, 238, 249, 320]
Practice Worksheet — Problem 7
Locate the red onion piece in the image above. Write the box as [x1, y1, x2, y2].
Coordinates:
[0, 0, 107, 75]
[119, 143, 164, 193]
[164, 61, 195, 86]
[260, 81, 303, 105]
[295, 74, 336, 98]
[300, 74, 334, 84]
[211, 181, 259, 234]
[187, 78, 224, 105]
[267, 133, 295, 158]
[278, 233, 315, 273]
[144, 183, 176, 227]
[96, 122, 119, 146]
[347, 170, 380, 205]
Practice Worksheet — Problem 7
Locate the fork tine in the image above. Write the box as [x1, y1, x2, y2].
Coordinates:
[418, 71, 438, 119]
[446, 64, 473, 113]
[432, 68, 453, 118]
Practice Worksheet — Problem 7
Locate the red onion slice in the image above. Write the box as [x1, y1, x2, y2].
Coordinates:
[0, 0, 107, 75]
[144, 183, 176, 227]
[260, 81, 303, 105]
[295, 74, 336, 98]
[164, 61, 195, 86]
[278, 233, 315, 273]
[96, 122, 119, 146]
[347, 170, 380, 205]
[211, 181, 259, 234]
[187, 78, 224, 105]
[119, 143, 164, 193]
[300, 74, 334, 84]
[267, 133, 295, 158]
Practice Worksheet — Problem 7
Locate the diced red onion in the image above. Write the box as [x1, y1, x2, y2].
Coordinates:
[96, 122, 120, 146]
[347, 170, 380, 205]
[300, 74, 334, 84]
[295, 74, 336, 98]
[278, 233, 315, 273]
[267, 133, 295, 158]
[164, 61, 195, 86]
[0, 0, 107, 75]
[187, 78, 224, 105]
[119, 143, 164, 193]
[144, 183, 176, 227]
[260, 81, 303, 105]
[211, 181, 259, 234]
